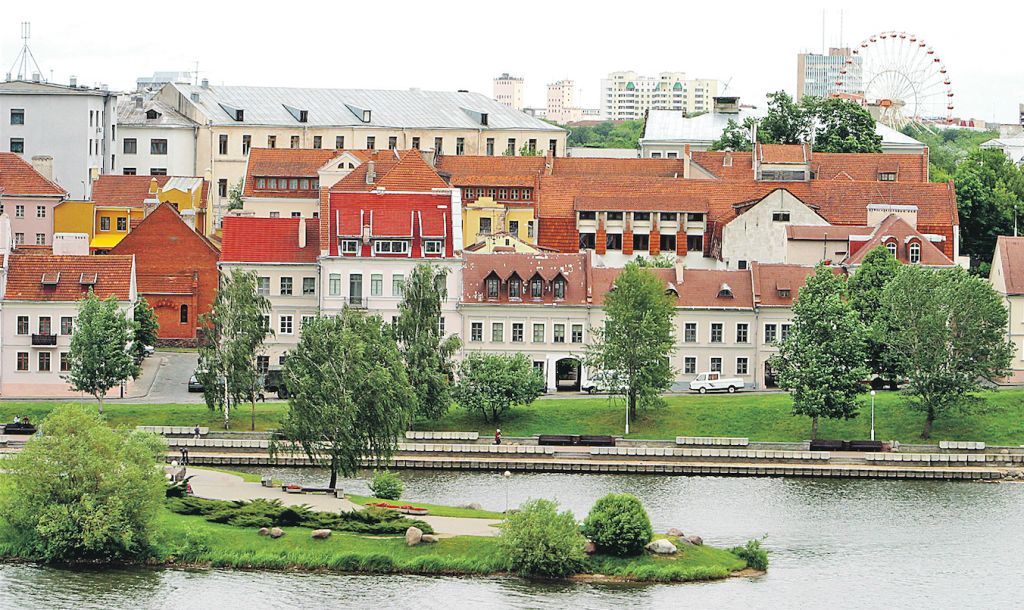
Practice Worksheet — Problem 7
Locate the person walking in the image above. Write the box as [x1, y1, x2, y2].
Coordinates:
[494, 429, 502, 445]
[194, 424, 201, 439]
[180, 446, 189, 466]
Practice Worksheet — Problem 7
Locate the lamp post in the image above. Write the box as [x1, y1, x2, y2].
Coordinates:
[870, 390, 876, 441]
[503, 470, 511, 515]
[625, 400, 630, 437]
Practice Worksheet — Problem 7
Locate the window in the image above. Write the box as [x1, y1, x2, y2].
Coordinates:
[507, 138, 515, 155]
[38, 316, 54, 335]
[879, 172, 897, 181]
[269, 212, 280, 218]
[528, 139, 537, 153]
[684, 357, 697, 375]
[633, 234, 650, 251]
[486, 138, 494, 155]
[512, 323, 524, 342]
[336, 136, 344, 149]
[571, 324, 583, 343]
[633, 212, 650, 222]
[288, 178, 298, 190]
[15, 204, 24, 219]
[778, 289, 790, 299]
[61, 316, 73, 335]
[370, 274, 383, 296]
[651, 152, 662, 159]
[150, 168, 167, 176]
[522, 188, 532, 199]
[533, 361, 545, 376]
[300, 179, 310, 190]
[123, 168, 136, 175]
[10, 108, 24, 124]
[531, 278, 543, 298]
[279, 356, 288, 366]
[736, 323, 749, 343]
[35, 233, 45, 245]
[349, 274, 362, 301]
[765, 324, 777, 343]
[471, 322, 483, 342]
[509, 278, 521, 299]
[438, 317, 445, 335]
[38, 352, 50, 372]
[711, 323, 723, 343]
[151, 139, 167, 154]
[606, 212, 624, 221]
[527, 221, 535, 238]
[14, 233, 23, 244]
[243, 135, 251, 154]
[290, 135, 300, 149]
[710, 357, 722, 373]
[579, 211, 596, 221]
[10, 138, 24, 153]
[60, 352, 70, 372]
[479, 217, 492, 235]
[177, 304, 188, 324]
[219, 134, 228, 154]
[492, 322, 504, 342]
[434, 137, 443, 153]
[294, 276, 313, 297]
[771, 212, 791, 222]
[329, 273, 341, 296]
[456, 138, 465, 155]
[388, 136, 398, 150]
[579, 233, 596, 249]
[909, 242, 921, 264]
[660, 213, 678, 222]
[781, 324, 792, 341]
[553, 278, 566, 299]
[549, 139, 557, 156]
[100, 217, 111, 231]
[737, 357, 749, 375]
[341, 240, 359, 254]
[487, 277, 499, 298]
[313, 135, 322, 149]
[553, 324, 565, 343]
[117, 217, 127, 231]
[533, 323, 545, 342]
[280, 315, 293, 335]
[392, 274, 404, 296]
[687, 213, 703, 222]
[267, 135, 277, 148]
[684, 322, 697, 342]
[257, 276, 270, 296]
[660, 234, 676, 252]
[737, 260, 748, 270]
[412, 137, 420, 150]
[606, 234, 623, 250]
[257, 356, 270, 374]
[374, 240, 409, 254]
[218, 179, 228, 197]
[886, 241, 897, 258]
[123, 138, 137, 154]
[366, 136, 375, 149]
[686, 234, 703, 253]
[280, 277, 293, 295]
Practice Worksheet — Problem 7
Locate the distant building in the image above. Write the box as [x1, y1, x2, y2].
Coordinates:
[0, 152, 67, 247]
[600, 71, 718, 121]
[990, 236, 1024, 383]
[136, 72, 192, 93]
[493, 73, 524, 111]
[547, 80, 581, 124]
[981, 135, 1024, 166]
[797, 48, 863, 100]
[115, 95, 197, 177]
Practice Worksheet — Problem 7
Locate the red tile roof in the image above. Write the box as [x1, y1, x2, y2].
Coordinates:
[462, 252, 589, 305]
[590, 267, 754, 309]
[329, 192, 455, 257]
[843, 214, 954, 266]
[575, 194, 710, 213]
[690, 150, 928, 183]
[5, 254, 133, 301]
[0, 152, 67, 196]
[752, 263, 846, 307]
[758, 144, 809, 164]
[136, 274, 194, 295]
[91, 175, 209, 208]
[241, 148, 376, 198]
[330, 150, 449, 193]
[220, 216, 320, 263]
[995, 236, 1024, 295]
[786, 225, 874, 241]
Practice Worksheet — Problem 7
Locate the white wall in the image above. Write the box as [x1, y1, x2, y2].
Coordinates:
[721, 190, 828, 269]
[115, 126, 195, 176]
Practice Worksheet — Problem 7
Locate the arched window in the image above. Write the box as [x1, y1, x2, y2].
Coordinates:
[886, 241, 897, 258]
[180, 304, 189, 324]
[909, 242, 921, 264]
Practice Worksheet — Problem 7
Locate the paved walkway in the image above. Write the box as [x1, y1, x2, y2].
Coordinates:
[186, 467, 501, 537]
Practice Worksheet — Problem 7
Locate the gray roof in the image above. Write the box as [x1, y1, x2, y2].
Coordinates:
[0, 80, 115, 96]
[117, 99, 197, 128]
[171, 83, 565, 132]
[981, 135, 1024, 147]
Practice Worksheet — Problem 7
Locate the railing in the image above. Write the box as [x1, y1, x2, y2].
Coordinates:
[31, 334, 57, 346]
[348, 296, 367, 308]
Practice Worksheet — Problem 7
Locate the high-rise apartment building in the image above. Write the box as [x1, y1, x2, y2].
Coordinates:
[547, 80, 581, 124]
[797, 48, 864, 100]
[599, 72, 718, 121]
[493, 73, 524, 111]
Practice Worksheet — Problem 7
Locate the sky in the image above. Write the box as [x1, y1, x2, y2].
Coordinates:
[2, 0, 1022, 124]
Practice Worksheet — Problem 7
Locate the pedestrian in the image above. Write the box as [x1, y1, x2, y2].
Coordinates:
[494, 429, 501, 445]
[194, 424, 201, 439]
[13, 414, 20, 424]
[180, 446, 189, 466]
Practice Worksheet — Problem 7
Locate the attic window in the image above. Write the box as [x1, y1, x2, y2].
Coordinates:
[80, 272, 97, 285]
[771, 212, 791, 222]
[886, 241, 897, 258]
[778, 289, 791, 299]
[717, 283, 734, 298]
[284, 104, 308, 123]
[41, 272, 60, 285]
[345, 104, 372, 123]
[879, 172, 897, 182]
[218, 103, 244, 122]
[145, 109, 160, 120]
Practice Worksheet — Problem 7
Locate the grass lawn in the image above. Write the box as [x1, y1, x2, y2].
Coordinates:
[346, 495, 506, 520]
[5, 387, 1024, 444]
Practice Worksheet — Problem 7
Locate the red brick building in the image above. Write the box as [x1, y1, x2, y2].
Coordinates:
[109, 202, 220, 341]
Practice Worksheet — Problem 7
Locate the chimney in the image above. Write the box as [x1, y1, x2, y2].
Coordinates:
[365, 161, 375, 185]
[32, 72, 40, 83]
[31, 155, 54, 181]
[69, 75, 77, 87]
[201, 78, 209, 89]
[298, 217, 307, 249]
[419, 148, 435, 168]
[149, 177, 160, 195]
[190, 92, 200, 103]
[134, 96, 143, 109]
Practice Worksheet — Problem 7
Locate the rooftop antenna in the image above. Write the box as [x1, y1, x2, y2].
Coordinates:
[822, 10, 826, 54]
[840, 9, 844, 48]
[10, 22, 45, 82]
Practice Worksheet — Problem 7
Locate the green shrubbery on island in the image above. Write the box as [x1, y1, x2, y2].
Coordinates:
[497, 498, 587, 578]
[583, 493, 654, 556]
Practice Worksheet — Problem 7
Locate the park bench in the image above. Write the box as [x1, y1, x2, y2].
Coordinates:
[848, 440, 885, 452]
[0, 435, 8, 446]
[280, 484, 342, 498]
[538, 434, 576, 446]
[578, 435, 616, 447]
[2, 423, 37, 435]
[809, 439, 845, 452]
[137, 426, 209, 436]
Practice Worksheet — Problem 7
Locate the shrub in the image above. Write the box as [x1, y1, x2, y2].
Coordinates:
[582, 493, 653, 557]
[369, 470, 404, 501]
[497, 498, 586, 578]
[730, 537, 770, 571]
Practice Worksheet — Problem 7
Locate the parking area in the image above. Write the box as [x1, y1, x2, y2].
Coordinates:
[129, 350, 205, 403]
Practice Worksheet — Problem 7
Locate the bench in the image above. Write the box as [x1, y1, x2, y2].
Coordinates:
[579, 435, 616, 447]
[848, 440, 884, 452]
[809, 440, 846, 452]
[280, 484, 342, 498]
[676, 436, 749, 446]
[137, 426, 209, 436]
[538, 434, 576, 446]
[2, 423, 37, 435]
[405, 431, 479, 441]
[939, 441, 985, 450]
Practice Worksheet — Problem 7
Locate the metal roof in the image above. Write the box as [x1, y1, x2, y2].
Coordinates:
[171, 83, 565, 132]
[117, 99, 197, 128]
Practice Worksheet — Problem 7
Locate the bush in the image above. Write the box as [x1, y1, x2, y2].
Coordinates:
[582, 493, 653, 557]
[369, 470, 403, 501]
[497, 498, 586, 578]
[730, 537, 770, 571]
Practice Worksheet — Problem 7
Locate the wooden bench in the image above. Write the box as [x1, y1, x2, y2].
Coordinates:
[280, 485, 342, 498]
[405, 431, 479, 441]
[809, 440, 846, 452]
[2, 423, 37, 435]
[579, 435, 616, 447]
[676, 436, 749, 446]
[849, 440, 884, 452]
[538, 434, 576, 446]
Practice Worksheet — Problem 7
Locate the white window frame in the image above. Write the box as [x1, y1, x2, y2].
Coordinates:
[424, 240, 443, 254]
[683, 356, 697, 375]
[736, 357, 749, 376]
[710, 322, 724, 344]
[374, 240, 409, 254]
[279, 315, 294, 335]
[341, 240, 359, 254]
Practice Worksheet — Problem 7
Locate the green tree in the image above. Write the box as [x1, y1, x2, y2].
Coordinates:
[807, 97, 883, 153]
[772, 262, 867, 439]
[582, 493, 653, 557]
[394, 263, 461, 421]
[198, 269, 272, 430]
[518, 142, 543, 156]
[227, 178, 244, 211]
[66, 291, 139, 415]
[847, 246, 904, 388]
[585, 263, 676, 422]
[878, 266, 1015, 438]
[278, 309, 414, 489]
[758, 91, 812, 145]
[953, 148, 1024, 263]
[0, 403, 166, 562]
[451, 352, 545, 424]
[133, 297, 160, 362]
[709, 118, 755, 152]
[497, 498, 586, 578]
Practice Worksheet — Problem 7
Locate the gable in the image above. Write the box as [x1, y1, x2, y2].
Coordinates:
[109, 203, 218, 259]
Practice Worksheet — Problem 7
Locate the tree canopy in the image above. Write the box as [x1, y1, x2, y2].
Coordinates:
[758, 91, 812, 145]
[773, 262, 867, 439]
[66, 291, 139, 414]
[709, 118, 756, 152]
[847, 246, 904, 387]
[952, 148, 1024, 264]
[564, 119, 645, 149]
[133, 297, 160, 362]
[451, 352, 545, 424]
[279, 309, 415, 489]
[807, 97, 883, 153]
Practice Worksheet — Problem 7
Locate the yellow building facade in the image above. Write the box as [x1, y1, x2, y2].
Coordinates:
[462, 197, 537, 248]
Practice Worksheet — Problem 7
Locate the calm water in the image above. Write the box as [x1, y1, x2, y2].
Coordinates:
[3, 469, 1021, 609]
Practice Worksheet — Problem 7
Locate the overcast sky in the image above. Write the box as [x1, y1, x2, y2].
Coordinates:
[2, 0, 1021, 124]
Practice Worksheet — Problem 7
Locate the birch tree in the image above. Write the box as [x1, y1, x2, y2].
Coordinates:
[66, 291, 139, 415]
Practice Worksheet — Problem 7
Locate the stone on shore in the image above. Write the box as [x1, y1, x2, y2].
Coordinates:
[467, 502, 483, 511]
[270, 527, 284, 539]
[420, 534, 439, 543]
[311, 529, 331, 539]
[257, 528, 270, 536]
[646, 539, 677, 554]
[584, 540, 596, 554]
[406, 526, 423, 546]
[687, 535, 703, 546]
[666, 528, 684, 537]
[677, 536, 694, 546]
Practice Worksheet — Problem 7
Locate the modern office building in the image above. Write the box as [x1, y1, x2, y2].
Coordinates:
[493, 73, 524, 111]
[600, 72, 718, 121]
[797, 48, 864, 100]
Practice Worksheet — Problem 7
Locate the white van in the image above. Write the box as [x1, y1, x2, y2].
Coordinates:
[689, 372, 743, 394]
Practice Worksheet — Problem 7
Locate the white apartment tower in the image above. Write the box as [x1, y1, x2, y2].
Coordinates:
[547, 80, 580, 124]
[797, 48, 864, 100]
[600, 72, 718, 121]
[493, 73, 524, 111]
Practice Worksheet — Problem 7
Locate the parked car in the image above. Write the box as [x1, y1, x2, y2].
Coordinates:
[143, 345, 155, 357]
[689, 372, 743, 394]
[263, 366, 290, 399]
[187, 373, 204, 392]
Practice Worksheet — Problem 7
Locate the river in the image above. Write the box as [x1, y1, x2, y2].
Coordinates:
[3, 469, 1021, 609]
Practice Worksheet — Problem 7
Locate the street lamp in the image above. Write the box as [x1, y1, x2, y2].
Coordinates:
[503, 470, 511, 515]
[870, 390, 877, 441]
[625, 400, 630, 437]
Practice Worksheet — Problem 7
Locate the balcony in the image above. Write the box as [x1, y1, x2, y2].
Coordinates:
[32, 333, 57, 346]
[348, 296, 368, 309]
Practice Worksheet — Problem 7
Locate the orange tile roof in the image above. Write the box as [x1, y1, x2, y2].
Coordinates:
[843, 214, 954, 266]
[242, 148, 345, 198]
[996, 236, 1024, 295]
[91, 175, 207, 208]
[590, 267, 754, 309]
[758, 144, 810, 164]
[462, 252, 589, 305]
[5, 254, 133, 301]
[330, 150, 449, 193]
[136, 274, 195, 295]
[691, 150, 928, 183]
[786, 225, 874, 241]
[752, 263, 845, 307]
[574, 194, 709, 213]
[220, 216, 319, 263]
[0, 152, 67, 196]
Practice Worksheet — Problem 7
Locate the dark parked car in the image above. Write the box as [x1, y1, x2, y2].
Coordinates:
[263, 366, 290, 399]
[187, 373, 204, 392]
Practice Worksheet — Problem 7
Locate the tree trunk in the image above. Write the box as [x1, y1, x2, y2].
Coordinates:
[251, 396, 256, 431]
[628, 388, 637, 421]
[329, 456, 338, 489]
[921, 407, 935, 439]
[223, 402, 230, 430]
[811, 416, 818, 440]
[97, 393, 104, 416]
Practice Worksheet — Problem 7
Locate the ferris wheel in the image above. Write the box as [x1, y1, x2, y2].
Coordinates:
[839, 31, 954, 130]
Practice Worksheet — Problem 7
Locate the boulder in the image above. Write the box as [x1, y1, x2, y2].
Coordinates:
[666, 528, 684, 537]
[257, 528, 270, 536]
[646, 539, 677, 554]
[269, 527, 284, 539]
[677, 536, 694, 546]
[687, 535, 703, 546]
[467, 502, 483, 511]
[420, 534, 439, 543]
[311, 529, 332, 539]
[584, 540, 596, 554]
[405, 526, 423, 546]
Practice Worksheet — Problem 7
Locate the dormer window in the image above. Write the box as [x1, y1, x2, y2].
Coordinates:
[509, 275, 521, 299]
[718, 283, 734, 298]
[579, 211, 596, 221]
[879, 172, 897, 182]
[909, 242, 921, 264]
[486, 277, 499, 299]
[553, 277, 566, 300]
[886, 241, 897, 258]
[531, 277, 543, 299]
[145, 109, 160, 120]
[374, 240, 409, 254]
[778, 289, 790, 299]
[423, 240, 443, 254]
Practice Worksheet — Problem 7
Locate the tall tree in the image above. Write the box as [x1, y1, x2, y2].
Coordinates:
[393, 263, 461, 421]
[847, 246, 904, 388]
[772, 262, 867, 439]
[585, 263, 676, 422]
[878, 266, 1014, 438]
[451, 352, 545, 424]
[66, 291, 139, 415]
[807, 97, 883, 153]
[758, 91, 812, 145]
[953, 148, 1024, 263]
[133, 297, 160, 362]
[198, 269, 272, 430]
[709, 118, 755, 152]
[278, 309, 414, 489]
